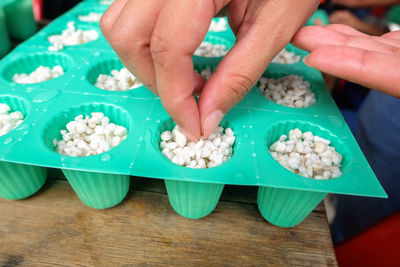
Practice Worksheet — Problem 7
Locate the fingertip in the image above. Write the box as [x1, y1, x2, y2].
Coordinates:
[202, 109, 224, 138]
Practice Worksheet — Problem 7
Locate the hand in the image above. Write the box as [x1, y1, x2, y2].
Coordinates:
[100, 0, 319, 140]
[292, 24, 400, 97]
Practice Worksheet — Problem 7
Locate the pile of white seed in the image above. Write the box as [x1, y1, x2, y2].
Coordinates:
[0, 103, 24, 136]
[160, 126, 235, 168]
[271, 48, 301, 64]
[194, 42, 227, 57]
[269, 128, 343, 179]
[258, 75, 316, 108]
[208, 18, 228, 32]
[54, 112, 128, 157]
[95, 68, 142, 91]
[196, 67, 212, 80]
[48, 21, 99, 51]
[78, 12, 103, 22]
[12, 65, 64, 84]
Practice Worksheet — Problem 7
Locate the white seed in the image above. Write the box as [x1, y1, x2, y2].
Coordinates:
[160, 125, 235, 168]
[268, 128, 343, 179]
[258, 75, 316, 108]
[48, 21, 99, 51]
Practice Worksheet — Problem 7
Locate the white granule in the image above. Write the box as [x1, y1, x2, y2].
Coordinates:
[194, 42, 227, 57]
[48, 21, 99, 51]
[269, 128, 343, 179]
[100, 0, 114, 5]
[208, 18, 228, 32]
[196, 67, 212, 80]
[258, 75, 316, 108]
[0, 103, 24, 136]
[54, 112, 128, 157]
[95, 68, 142, 91]
[12, 65, 64, 84]
[78, 12, 103, 22]
[160, 125, 236, 168]
[271, 48, 301, 64]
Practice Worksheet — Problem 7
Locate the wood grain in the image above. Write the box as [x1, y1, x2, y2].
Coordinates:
[0, 177, 337, 267]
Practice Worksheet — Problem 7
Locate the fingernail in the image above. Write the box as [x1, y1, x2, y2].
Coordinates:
[203, 110, 224, 137]
[303, 55, 311, 67]
[180, 127, 199, 142]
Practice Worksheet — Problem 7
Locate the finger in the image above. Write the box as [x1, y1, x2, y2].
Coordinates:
[304, 45, 400, 97]
[100, 0, 128, 36]
[292, 26, 400, 56]
[151, 0, 227, 140]
[325, 24, 400, 47]
[199, 0, 319, 137]
[105, 0, 164, 95]
[382, 30, 400, 40]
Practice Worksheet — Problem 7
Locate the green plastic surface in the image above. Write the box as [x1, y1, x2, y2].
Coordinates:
[387, 5, 400, 25]
[3, 0, 37, 40]
[0, 2, 387, 224]
[306, 9, 329, 26]
[0, 7, 11, 58]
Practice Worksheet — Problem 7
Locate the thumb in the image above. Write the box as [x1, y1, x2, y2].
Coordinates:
[199, 0, 318, 137]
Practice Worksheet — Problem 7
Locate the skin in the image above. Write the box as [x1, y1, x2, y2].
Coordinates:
[100, 0, 319, 140]
[292, 24, 400, 98]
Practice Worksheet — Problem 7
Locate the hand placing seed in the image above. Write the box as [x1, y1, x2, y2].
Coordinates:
[160, 125, 235, 168]
[258, 75, 316, 108]
[54, 112, 128, 157]
[48, 21, 99, 51]
[12, 65, 64, 84]
[95, 68, 142, 91]
[194, 42, 228, 57]
[0, 103, 24, 136]
[269, 128, 343, 179]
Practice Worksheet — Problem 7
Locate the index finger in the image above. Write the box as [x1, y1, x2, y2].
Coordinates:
[150, 0, 223, 140]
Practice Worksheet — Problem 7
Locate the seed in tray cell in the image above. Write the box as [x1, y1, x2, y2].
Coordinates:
[160, 125, 235, 169]
[208, 18, 228, 32]
[95, 68, 142, 91]
[271, 48, 301, 64]
[269, 128, 343, 179]
[78, 12, 103, 22]
[0, 103, 24, 136]
[54, 112, 128, 157]
[258, 75, 316, 108]
[12, 65, 64, 84]
[48, 21, 99, 51]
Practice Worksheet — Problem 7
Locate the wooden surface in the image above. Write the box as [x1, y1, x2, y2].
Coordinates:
[0, 175, 337, 266]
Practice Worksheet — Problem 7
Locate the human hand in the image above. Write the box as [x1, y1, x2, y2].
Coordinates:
[100, 0, 318, 140]
[292, 24, 400, 97]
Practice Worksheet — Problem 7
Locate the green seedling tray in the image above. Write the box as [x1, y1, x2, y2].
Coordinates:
[0, 2, 386, 225]
[0, 6, 11, 58]
[306, 9, 330, 26]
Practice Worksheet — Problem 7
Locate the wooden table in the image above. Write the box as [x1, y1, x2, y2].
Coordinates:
[0, 173, 337, 266]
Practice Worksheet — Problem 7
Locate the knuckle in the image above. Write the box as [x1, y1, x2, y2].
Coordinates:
[99, 13, 113, 36]
[223, 72, 255, 103]
[150, 32, 173, 59]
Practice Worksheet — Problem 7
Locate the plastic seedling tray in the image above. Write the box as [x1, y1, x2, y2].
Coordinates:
[0, 2, 386, 224]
